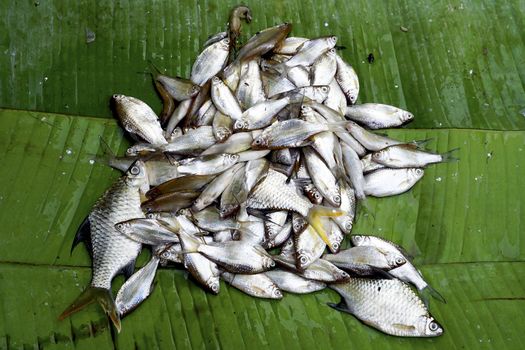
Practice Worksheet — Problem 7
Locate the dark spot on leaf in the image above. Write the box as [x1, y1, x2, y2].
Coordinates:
[367, 53, 375, 63]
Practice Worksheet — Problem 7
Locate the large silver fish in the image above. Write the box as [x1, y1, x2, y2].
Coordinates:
[61, 161, 149, 332]
[329, 278, 443, 337]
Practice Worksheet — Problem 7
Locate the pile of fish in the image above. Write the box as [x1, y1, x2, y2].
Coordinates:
[61, 5, 455, 337]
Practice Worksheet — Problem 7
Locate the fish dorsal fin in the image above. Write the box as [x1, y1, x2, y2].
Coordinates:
[71, 216, 92, 257]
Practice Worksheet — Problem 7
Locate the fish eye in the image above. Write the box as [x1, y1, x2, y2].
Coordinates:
[212, 76, 221, 83]
[333, 195, 341, 204]
[344, 222, 353, 231]
[429, 321, 439, 332]
[254, 138, 262, 145]
[130, 166, 140, 175]
[415, 169, 423, 176]
[332, 242, 340, 250]
[321, 86, 329, 93]
[274, 289, 282, 298]
[223, 38, 230, 45]
[331, 36, 337, 42]
[353, 235, 362, 242]
[299, 255, 309, 264]
[116, 223, 124, 231]
[146, 213, 155, 219]
[396, 257, 405, 265]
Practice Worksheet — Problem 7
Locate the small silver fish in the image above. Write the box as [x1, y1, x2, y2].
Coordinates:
[371, 145, 459, 168]
[115, 256, 159, 317]
[112, 95, 167, 145]
[323, 246, 406, 275]
[345, 103, 414, 129]
[191, 38, 230, 86]
[265, 269, 326, 294]
[221, 272, 283, 299]
[363, 168, 424, 197]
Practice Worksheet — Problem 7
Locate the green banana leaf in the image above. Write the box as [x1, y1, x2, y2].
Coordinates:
[1, 0, 524, 349]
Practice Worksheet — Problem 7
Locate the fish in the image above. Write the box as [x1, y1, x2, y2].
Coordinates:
[234, 97, 291, 131]
[265, 269, 326, 294]
[192, 163, 244, 212]
[236, 23, 292, 63]
[228, 5, 252, 48]
[329, 278, 443, 337]
[274, 255, 349, 282]
[115, 256, 159, 317]
[211, 76, 243, 120]
[160, 126, 217, 155]
[61, 161, 149, 332]
[212, 110, 234, 142]
[284, 36, 337, 68]
[345, 103, 414, 129]
[323, 246, 406, 276]
[114, 218, 180, 245]
[363, 168, 424, 197]
[350, 234, 446, 303]
[156, 74, 201, 102]
[294, 224, 326, 270]
[191, 38, 230, 86]
[341, 142, 366, 200]
[221, 272, 283, 299]
[236, 60, 266, 109]
[273, 36, 308, 55]
[334, 54, 359, 104]
[176, 153, 240, 176]
[246, 169, 343, 251]
[112, 94, 167, 145]
[141, 191, 200, 213]
[146, 174, 216, 199]
[310, 48, 337, 86]
[165, 99, 193, 137]
[303, 147, 341, 207]
[371, 145, 459, 168]
[178, 230, 275, 274]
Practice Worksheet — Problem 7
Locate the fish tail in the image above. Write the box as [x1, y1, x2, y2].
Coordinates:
[421, 285, 447, 304]
[59, 287, 121, 332]
[307, 205, 344, 250]
[440, 148, 460, 162]
[410, 138, 433, 149]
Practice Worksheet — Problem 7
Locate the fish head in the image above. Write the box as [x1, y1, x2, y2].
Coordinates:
[305, 186, 323, 205]
[188, 84, 201, 98]
[115, 221, 132, 234]
[348, 89, 358, 104]
[300, 104, 314, 117]
[371, 149, 388, 163]
[330, 191, 341, 207]
[297, 250, 311, 269]
[408, 168, 425, 181]
[421, 317, 444, 337]
[233, 119, 249, 131]
[251, 135, 269, 149]
[218, 37, 230, 50]
[214, 127, 232, 142]
[292, 215, 308, 234]
[211, 76, 223, 87]
[398, 111, 414, 123]
[385, 252, 406, 268]
[126, 160, 150, 193]
[350, 234, 370, 246]
[206, 277, 221, 295]
[326, 48, 337, 58]
[223, 153, 240, 165]
[271, 286, 283, 299]
[329, 36, 338, 45]
[341, 218, 353, 234]
[263, 257, 276, 269]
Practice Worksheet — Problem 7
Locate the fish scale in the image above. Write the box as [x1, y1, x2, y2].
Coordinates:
[330, 278, 441, 337]
[90, 177, 144, 289]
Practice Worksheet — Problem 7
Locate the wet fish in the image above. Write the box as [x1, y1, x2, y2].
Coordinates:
[61, 161, 150, 331]
[335, 54, 359, 104]
[363, 168, 424, 197]
[323, 246, 406, 275]
[114, 218, 180, 245]
[345, 103, 414, 129]
[371, 145, 459, 168]
[265, 269, 326, 294]
[191, 38, 230, 86]
[329, 278, 443, 337]
[221, 272, 282, 299]
[115, 256, 159, 317]
[112, 94, 167, 145]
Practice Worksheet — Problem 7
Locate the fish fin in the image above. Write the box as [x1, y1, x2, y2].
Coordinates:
[292, 177, 312, 188]
[58, 287, 121, 333]
[71, 217, 91, 256]
[307, 205, 344, 251]
[327, 300, 352, 314]
[410, 138, 433, 148]
[440, 148, 460, 162]
[421, 285, 447, 304]
[365, 266, 394, 279]
[120, 259, 136, 280]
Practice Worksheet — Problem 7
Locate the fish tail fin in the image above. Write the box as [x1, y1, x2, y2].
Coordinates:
[59, 287, 121, 332]
[421, 285, 447, 304]
[440, 148, 460, 162]
[307, 205, 344, 250]
[410, 138, 433, 149]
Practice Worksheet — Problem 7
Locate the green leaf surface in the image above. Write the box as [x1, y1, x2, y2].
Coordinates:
[1, 0, 524, 129]
[1, 0, 524, 349]
[0, 108, 524, 349]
